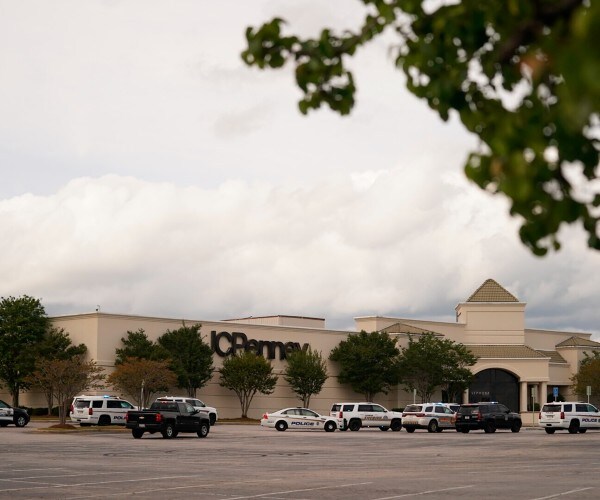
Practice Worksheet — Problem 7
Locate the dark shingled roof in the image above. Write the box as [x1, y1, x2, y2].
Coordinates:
[556, 336, 600, 348]
[380, 323, 437, 335]
[467, 279, 519, 303]
[467, 345, 547, 359]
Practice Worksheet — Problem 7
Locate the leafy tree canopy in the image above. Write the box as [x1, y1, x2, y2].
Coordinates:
[157, 324, 214, 398]
[571, 350, 600, 407]
[115, 329, 166, 365]
[284, 348, 328, 407]
[243, 1, 600, 255]
[329, 330, 400, 401]
[0, 295, 49, 406]
[27, 357, 105, 425]
[397, 332, 477, 402]
[107, 358, 177, 410]
[36, 326, 87, 361]
[219, 351, 278, 418]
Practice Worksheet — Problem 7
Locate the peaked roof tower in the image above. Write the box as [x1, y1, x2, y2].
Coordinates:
[467, 278, 519, 303]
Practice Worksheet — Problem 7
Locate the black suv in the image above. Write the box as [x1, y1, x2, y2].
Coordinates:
[455, 403, 521, 433]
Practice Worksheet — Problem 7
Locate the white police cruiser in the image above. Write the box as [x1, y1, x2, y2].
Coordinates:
[155, 396, 218, 425]
[261, 407, 341, 432]
[539, 401, 600, 434]
[330, 402, 403, 431]
[401, 403, 458, 433]
[70, 395, 135, 426]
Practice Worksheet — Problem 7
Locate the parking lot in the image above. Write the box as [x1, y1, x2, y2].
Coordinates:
[2, 422, 599, 499]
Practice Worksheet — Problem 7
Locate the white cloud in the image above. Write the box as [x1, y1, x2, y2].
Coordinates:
[0, 1, 598, 338]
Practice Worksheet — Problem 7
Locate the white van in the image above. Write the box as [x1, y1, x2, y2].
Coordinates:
[70, 395, 135, 426]
[539, 402, 600, 434]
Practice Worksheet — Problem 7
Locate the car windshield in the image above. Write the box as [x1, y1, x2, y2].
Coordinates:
[542, 404, 561, 412]
[403, 405, 421, 413]
[458, 406, 480, 415]
[75, 400, 90, 408]
[0, 400, 10, 409]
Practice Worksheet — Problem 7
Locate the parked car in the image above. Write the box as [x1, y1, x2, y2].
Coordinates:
[330, 402, 402, 431]
[69, 395, 135, 426]
[539, 402, 600, 434]
[261, 407, 341, 432]
[155, 396, 218, 425]
[125, 401, 210, 439]
[401, 403, 457, 433]
[455, 402, 522, 433]
[0, 400, 30, 427]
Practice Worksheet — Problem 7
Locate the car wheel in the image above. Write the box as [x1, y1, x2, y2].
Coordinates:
[197, 422, 210, 438]
[391, 419, 402, 432]
[484, 421, 496, 433]
[15, 415, 29, 428]
[578, 428, 587, 434]
[275, 420, 288, 432]
[162, 423, 176, 439]
[428, 420, 439, 433]
[461, 428, 470, 433]
[379, 426, 390, 431]
[405, 426, 416, 433]
[209, 414, 217, 426]
[324, 421, 336, 432]
[348, 419, 361, 431]
[511, 420, 522, 433]
[568, 420, 580, 434]
[98, 415, 111, 426]
[132, 429, 144, 439]
[436, 427, 443, 433]
[545, 428, 556, 434]
[0, 422, 8, 427]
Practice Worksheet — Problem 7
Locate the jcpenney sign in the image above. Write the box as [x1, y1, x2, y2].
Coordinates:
[211, 330, 310, 360]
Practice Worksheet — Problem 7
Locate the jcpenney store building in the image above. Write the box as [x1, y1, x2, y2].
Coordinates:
[10, 279, 600, 419]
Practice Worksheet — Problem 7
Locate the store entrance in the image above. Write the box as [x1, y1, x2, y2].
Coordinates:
[469, 368, 520, 412]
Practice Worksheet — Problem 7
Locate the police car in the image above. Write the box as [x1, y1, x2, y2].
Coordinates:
[539, 401, 600, 434]
[0, 399, 30, 427]
[330, 402, 403, 431]
[155, 396, 218, 425]
[401, 403, 458, 433]
[261, 407, 342, 432]
[70, 395, 135, 426]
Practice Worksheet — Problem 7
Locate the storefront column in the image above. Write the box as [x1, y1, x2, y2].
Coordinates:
[462, 389, 469, 404]
[539, 382, 548, 406]
[520, 382, 528, 413]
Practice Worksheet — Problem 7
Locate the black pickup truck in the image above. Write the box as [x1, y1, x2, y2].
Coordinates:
[125, 401, 210, 439]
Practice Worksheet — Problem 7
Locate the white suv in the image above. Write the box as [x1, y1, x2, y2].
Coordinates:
[70, 395, 135, 426]
[401, 403, 458, 433]
[539, 401, 600, 434]
[330, 402, 402, 431]
[155, 396, 218, 425]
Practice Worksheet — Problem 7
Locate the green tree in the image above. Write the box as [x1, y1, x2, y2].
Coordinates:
[219, 351, 278, 418]
[157, 324, 214, 397]
[284, 348, 328, 407]
[115, 329, 165, 365]
[243, 1, 600, 255]
[26, 357, 105, 425]
[571, 351, 600, 407]
[107, 358, 177, 410]
[34, 327, 88, 415]
[329, 330, 400, 401]
[0, 295, 49, 406]
[397, 332, 476, 402]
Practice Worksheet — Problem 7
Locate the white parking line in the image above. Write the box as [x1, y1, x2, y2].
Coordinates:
[225, 482, 373, 499]
[529, 487, 594, 499]
[372, 484, 475, 499]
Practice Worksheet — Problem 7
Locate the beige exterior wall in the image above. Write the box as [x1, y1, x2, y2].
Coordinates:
[4, 282, 599, 417]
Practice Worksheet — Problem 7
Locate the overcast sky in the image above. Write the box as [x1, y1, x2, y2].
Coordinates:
[1, 1, 599, 337]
